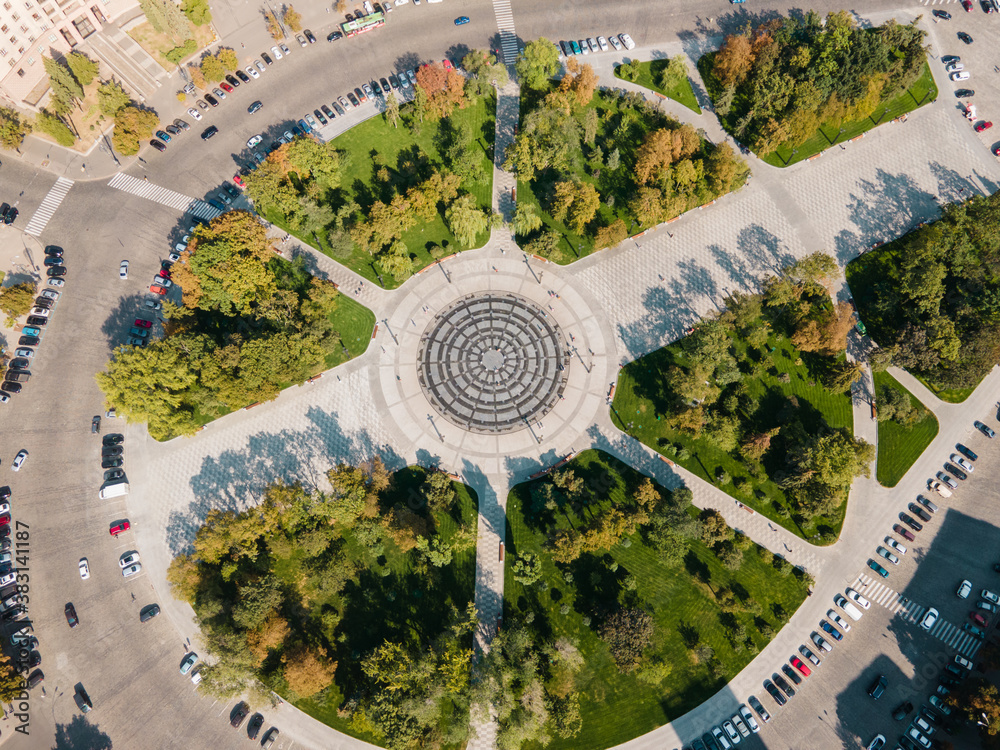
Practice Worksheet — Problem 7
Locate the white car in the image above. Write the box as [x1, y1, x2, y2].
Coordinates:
[946, 62, 964, 72]
[48, 278, 65, 287]
[827, 610, 852, 632]
[812, 633, 832, 652]
[245, 65, 260, 79]
[0, 503, 8, 516]
[247, 134, 263, 148]
[186, 107, 202, 121]
[153, 276, 173, 288]
[876, 546, 899, 565]
[955, 654, 973, 670]
[40, 290, 59, 300]
[119, 552, 140, 569]
[212, 87, 226, 99]
[913, 716, 935, 735]
[908, 727, 931, 748]
[11, 451, 27, 472]
[737, 704, 759, 733]
[168, 252, 181, 263]
[0, 572, 15, 587]
[731, 715, 750, 738]
[958, 579, 973, 598]
[950, 454, 974, 472]
[29, 307, 49, 318]
[984, 589, 1000, 604]
[846, 588, 871, 609]
[609, 35, 622, 51]
[834, 595, 864, 621]
[144, 299, 162, 311]
[255, 60, 266, 73]
[951, 71, 971, 81]
[920, 607, 939, 631]
[119, 260, 129, 279]
[122, 563, 142, 578]
[866, 736, 886, 750]
[79, 559, 90, 580]
[884, 537, 907, 555]
[619, 33, 636, 50]
[597, 36, 609, 52]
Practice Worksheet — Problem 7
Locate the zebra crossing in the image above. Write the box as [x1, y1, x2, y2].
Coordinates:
[106, 173, 223, 222]
[856, 573, 984, 658]
[491, 0, 519, 64]
[23, 177, 74, 236]
[920, 0, 959, 4]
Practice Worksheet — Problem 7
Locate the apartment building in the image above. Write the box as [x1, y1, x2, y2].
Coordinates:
[0, 0, 138, 110]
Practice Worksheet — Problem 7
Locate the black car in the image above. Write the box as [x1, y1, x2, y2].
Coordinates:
[101, 458, 123, 469]
[380, 77, 391, 93]
[231, 702, 249, 728]
[959, 31, 974, 43]
[26, 670, 42, 689]
[207, 198, 226, 210]
[65, 603, 79, 628]
[371, 79, 382, 95]
[261, 728, 278, 749]
[945, 663, 967, 678]
[944, 463, 967, 481]
[235, 69, 250, 83]
[247, 713, 264, 739]
[140, 604, 160, 623]
[26, 317, 47, 326]
[261, 52, 273, 65]
[225, 74, 240, 88]
[1, 609, 20, 622]
[222, 183, 239, 199]
[43, 256, 63, 266]
[956, 444, 978, 461]
[165, 124, 181, 135]
[304, 29, 316, 43]
[2, 382, 21, 394]
[204, 93, 219, 107]
[908, 503, 932, 522]
[327, 30, 343, 42]
[101, 446, 123, 457]
[105, 469, 124, 481]
[868, 674, 887, 699]
[0, 203, 9, 221]
[764, 679, 787, 705]
[772, 672, 795, 697]
[933, 9, 952, 18]
[248, 100, 262, 114]
[17, 336, 39, 347]
[27, 651, 40, 669]
[781, 663, 802, 685]
[899, 512, 923, 531]
[313, 109, 328, 125]
[150, 139, 167, 152]
[74, 686, 92, 713]
[345, 11, 354, 20]
[321, 105, 335, 120]
[34, 297, 53, 308]
[3, 206, 16, 225]
[10, 359, 29, 370]
[91, 416, 101, 434]
[201, 125, 219, 140]
[47, 266, 66, 277]
[44, 245, 63, 256]
[389, 74, 401, 91]
[103, 434, 124, 445]
[0, 488, 9, 501]
[347, 92, 360, 107]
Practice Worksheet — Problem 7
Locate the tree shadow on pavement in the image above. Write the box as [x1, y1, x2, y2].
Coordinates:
[52, 715, 113, 750]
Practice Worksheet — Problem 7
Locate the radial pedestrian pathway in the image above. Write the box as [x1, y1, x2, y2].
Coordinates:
[106, 172, 223, 221]
[854, 572, 983, 658]
[23, 176, 73, 236]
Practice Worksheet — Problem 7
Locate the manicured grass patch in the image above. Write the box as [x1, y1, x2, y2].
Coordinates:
[612, 329, 852, 543]
[269, 94, 495, 288]
[505, 450, 810, 749]
[613, 60, 702, 114]
[127, 21, 214, 70]
[913, 375, 973, 404]
[874, 371, 939, 487]
[698, 54, 937, 167]
[325, 294, 376, 365]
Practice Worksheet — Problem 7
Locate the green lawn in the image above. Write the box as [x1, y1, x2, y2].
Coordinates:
[913, 375, 973, 404]
[613, 60, 702, 114]
[275, 468, 479, 743]
[505, 450, 810, 749]
[612, 332, 852, 543]
[323, 294, 376, 367]
[698, 56, 938, 167]
[267, 94, 496, 288]
[874, 371, 939, 487]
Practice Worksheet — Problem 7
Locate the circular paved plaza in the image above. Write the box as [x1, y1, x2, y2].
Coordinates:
[417, 292, 567, 433]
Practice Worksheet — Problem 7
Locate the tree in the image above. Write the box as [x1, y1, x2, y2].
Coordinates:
[0, 281, 36, 323]
[598, 609, 654, 673]
[951, 678, 1000, 735]
[526, 230, 562, 259]
[384, 91, 400, 128]
[510, 552, 543, 586]
[243, 157, 298, 217]
[713, 33, 754, 86]
[825, 360, 865, 392]
[515, 38, 561, 90]
[594, 219, 628, 250]
[98, 80, 131, 117]
[876, 382, 919, 425]
[549, 180, 600, 234]
[513, 203, 543, 236]
[286, 138, 342, 189]
[200, 53, 226, 83]
[35, 110, 75, 146]
[283, 5, 302, 32]
[43, 56, 83, 109]
[445, 194, 488, 247]
[559, 58, 598, 106]
[606, 147, 620, 170]
[0, 106, 30, 150]
[0, 652, 24, 702]
[582, 107, 598, 145]
[66, 52, 99, 87]
[699, 509, 734, 547]
[658, 55, 689, 91]
[264, 10, 282, 40]
[139, 0, 169, 34]
[634, 125, 700, 184]
[111, 105, 158, 156]
[182, 0, 212, 25]
[217, 48, 238, 71]
[283, 644, 337, 697]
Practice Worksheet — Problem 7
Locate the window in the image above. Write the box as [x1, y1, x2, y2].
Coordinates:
[24, 1, 31, 7]
[16, 67, 24, 76]
[25, 54, 32, 64]
[47, 32, 54, 41]
[0, 25, 7, 32]
[2, 2, 11, 9]
[58, 26, 71, 44]
[20, 24, 27, 32]
[26, 33, 33, 41]
[0, 48, 6, 57]
[70, 13, 91, 36]
[32, 12, 39, 19]
[10, 12, 18, 20]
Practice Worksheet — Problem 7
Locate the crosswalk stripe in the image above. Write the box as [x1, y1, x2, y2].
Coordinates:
[106, 173, 223, 221]
[24, 176, 74, 236]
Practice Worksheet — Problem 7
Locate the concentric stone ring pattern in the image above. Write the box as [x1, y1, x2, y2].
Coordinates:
[417, 292, 569, 433]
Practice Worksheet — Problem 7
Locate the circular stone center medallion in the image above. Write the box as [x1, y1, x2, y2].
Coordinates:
[418, 292, 567, 433]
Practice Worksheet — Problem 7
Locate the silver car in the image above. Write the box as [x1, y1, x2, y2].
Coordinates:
[122, 563, 142, 578]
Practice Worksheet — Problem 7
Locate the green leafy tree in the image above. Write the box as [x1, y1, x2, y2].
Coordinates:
[243, 157, 299, 217]
[66, 52, 99, 86]
[510, 551, 543, 586]
[35, 110, 75, 146]
[384, 91, 400, 128]
[0, 106, 30, 149]
[0, 281, 36, 322]
[445, 194, 488, 247]
[181, 0, 212, 25]
[0, 652, 25, 702]
[97, 81, 131, 117]
[598, 608, 654, 673]
[515, 37, 561, 90]
[286, 138, 342, 190]
[200, 53, 226, 83]
[658, 55, 689, 91]
[513, 203, 543, 236]
[43, 56, 83, 112]
[875, 382, 919, 425]
[232, 575, 284, 630]
[217, 48, 238, 71]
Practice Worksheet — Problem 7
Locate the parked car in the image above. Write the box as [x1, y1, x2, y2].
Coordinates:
[909, 503, 933, 522]
[868, 560, 890, 578]
[975, 420, 995, 438]
[868, 674, 887, 699]
[231, 702, 250, 728]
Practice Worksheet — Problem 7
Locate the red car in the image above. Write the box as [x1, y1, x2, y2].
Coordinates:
[0, 515, 10, 527]
[976, 121, 993, 132]
[157, 268, 171, 279]
[994, 146, 1000, 157]
[109, 521, 130, 537]
[963, 0, 973, 9]
[892, 524, 916, 542]
[233, 174, 245, 188]
[133, 319, 153, 328]
[220, 82, 234, 93]
[971, 612, 989, 627]
[790, 656, 811, 677]
[150, 285, 168, 295]
[442, 59, 454, 72]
